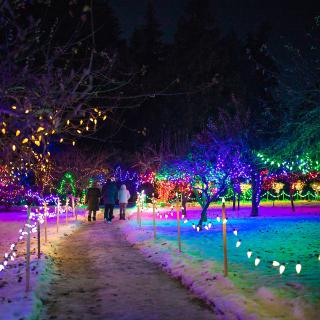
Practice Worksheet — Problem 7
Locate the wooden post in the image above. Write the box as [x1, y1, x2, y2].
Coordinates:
[71, 196, 76, 220]
[65, 198, 69, 224]
[26, 206, 31, 292]
[152, 194, 156, 240]
[56, 199, 60, 233]
[37, 212, 41, 259]
[222, 198, 228, 277]
[44, 203, 48, 243]
[176, 195, 181, 252]
[137, 194, 140, 226]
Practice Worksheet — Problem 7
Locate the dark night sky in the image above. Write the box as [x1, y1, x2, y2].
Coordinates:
[109, 0, 319, 43]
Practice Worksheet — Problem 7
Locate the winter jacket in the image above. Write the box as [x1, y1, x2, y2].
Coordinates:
[87, 187, 101, 211]
[118, 185, 130, 204]
[102, 182, 118, 205]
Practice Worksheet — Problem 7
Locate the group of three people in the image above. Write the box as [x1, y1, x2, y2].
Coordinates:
[87, 179, 131, 223]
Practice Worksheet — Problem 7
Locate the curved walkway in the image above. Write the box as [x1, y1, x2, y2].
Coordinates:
[41, 220, 216, 320]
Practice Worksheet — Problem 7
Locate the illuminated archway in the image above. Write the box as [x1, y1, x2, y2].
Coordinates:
[57, 172, 77, 197]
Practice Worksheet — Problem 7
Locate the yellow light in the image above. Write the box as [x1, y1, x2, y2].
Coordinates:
[67, 120, 70, 125]
[59, 138, 63, 143]
[11, 105, 17, 110]
[2, 122, 6, 126]
[39, 116, 43, 120]
[80, 119, 83, 125]
[86, 126, 89, 131]
[37, 127, 45, 132]
[94, 119, 97, 125]
[25, 109, 30, 114]
[22, 138, 29, 144]
[12, 145, 16, 151]
[94, 108, 99, 113]
[1, 128, 6, 134]
[51, 130, 55, 134]
[77, 130, 81, 134]
[90, 118, 94, 122]
[31, 135, 35, 140]
[34, 141, 40, 146]
[72, 141, 76, 146]
[103, 115, 107, 121]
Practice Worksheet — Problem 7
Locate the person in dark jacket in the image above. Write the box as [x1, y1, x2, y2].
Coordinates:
[86, 181, 101, 221]
[102, 179, 118, 223]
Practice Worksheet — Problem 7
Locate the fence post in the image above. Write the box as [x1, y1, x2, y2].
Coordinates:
[152, 194, 156, 240]
[71, 196, 76, 220]
[137, 194, 140, 227]
[44, 203, 48, 243]
[65, 198, 69, 224]
[26, 206, 31, 292]
[176, 194, 181, 252]
[37, 208, 41, 259]
[222, 198, 228, 277]
[57, 199, 60, 233]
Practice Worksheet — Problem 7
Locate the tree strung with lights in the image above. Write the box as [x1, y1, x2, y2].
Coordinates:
[159, 120, 251, 227]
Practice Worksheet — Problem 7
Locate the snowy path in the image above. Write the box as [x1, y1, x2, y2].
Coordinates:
[40, 220, 216, 320]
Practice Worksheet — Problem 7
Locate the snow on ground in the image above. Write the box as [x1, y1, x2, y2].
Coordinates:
[39, 220, 216, 320]
[0, 207, 85, 320]
[119, 203, 320, 320]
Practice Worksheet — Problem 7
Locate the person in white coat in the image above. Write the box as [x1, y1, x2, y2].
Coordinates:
[118, 184, 130, 220]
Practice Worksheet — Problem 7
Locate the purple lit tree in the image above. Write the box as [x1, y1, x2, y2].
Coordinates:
[159, 119, 251, 227]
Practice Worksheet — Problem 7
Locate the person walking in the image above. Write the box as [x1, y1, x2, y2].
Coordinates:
[102, 179, 118, 223]
[86, 181, 101, 221]
[118, 184, 130, 220]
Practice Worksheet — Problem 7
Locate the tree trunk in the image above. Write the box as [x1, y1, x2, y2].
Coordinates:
[232, 189, 236, 211]
[237, 192, 240, 210]
[290, 189, 295, 212]
[251, 172, 261, 216]
[197, 201, 210, 227]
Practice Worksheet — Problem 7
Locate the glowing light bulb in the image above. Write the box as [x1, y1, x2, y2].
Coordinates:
[11, 105, 17, 110]
[233, 229, 238, 236]
[236, 240, 241, 248]
[184, 219, 188, 224]
[222, 197, 225, 204]
[247, 250, 252, 258]
[196, 226, 200, 232]
[272, 261, 280, 267]
[72, 141, 76, 146]
[0, 265, 4, 271]
[223, 218, 227, 224]
[12, 145, 16, 151]
[60, 138, 63, 143]
[16, 130, 21, 136]
[255, 257, 261, 266]
[208, 222, 212, 229]
[296, 263, 302, 274]
[22, 138, 28, 144]
[192, 223, 196, 229]
[216, 216, 221, 222]
[204, 225, 209, 230]
[279, 264, 285, 275]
